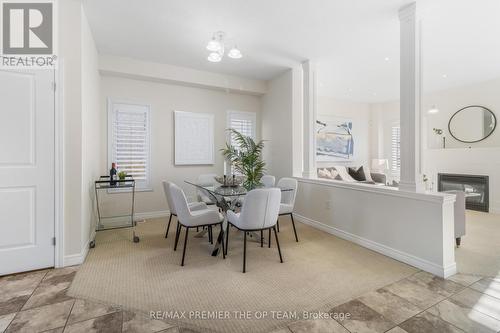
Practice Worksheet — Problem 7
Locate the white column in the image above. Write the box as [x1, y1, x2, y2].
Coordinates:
[302, 60, 317, 178]
[398, 3, 423, 192]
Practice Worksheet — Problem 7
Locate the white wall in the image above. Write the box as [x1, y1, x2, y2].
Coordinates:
[59, 0, 83, 258]
[317, 97, 372, 168]
[99, 74, 262, 216]
[58, 0, 101, 262]
[424, 78, 500, 149]
[262, 70, 294, 180]
[370, 78, 500, 210]
[294, 179, 456, 277]
[81, 7, 101, 252]
[99, 55, 267, 96]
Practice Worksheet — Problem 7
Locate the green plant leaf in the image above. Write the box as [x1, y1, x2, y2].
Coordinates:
[221, 129, 266, 188]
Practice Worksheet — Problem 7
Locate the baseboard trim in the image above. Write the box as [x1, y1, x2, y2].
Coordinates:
[63, 241, 89, 267]
[293, 213, 456, 278]
[62, 211, 170, 267]
[134, 210, 170, 221]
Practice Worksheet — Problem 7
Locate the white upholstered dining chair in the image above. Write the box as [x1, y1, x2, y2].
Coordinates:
[226, 188, 283, 273]
[276, 177, 299, 242]
[261, 175, 276, 188]
[196, 173, 218, 205]
[167, 182, 225, 266]
[162, 181, 207, 238]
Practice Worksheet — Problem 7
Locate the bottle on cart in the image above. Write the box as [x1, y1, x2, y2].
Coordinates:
[110, 162, 117, 186]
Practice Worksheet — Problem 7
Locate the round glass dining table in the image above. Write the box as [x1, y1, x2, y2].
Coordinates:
[185, 180, 293, 256]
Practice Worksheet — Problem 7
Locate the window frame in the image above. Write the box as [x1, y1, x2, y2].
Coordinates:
[107, 99, 152, 192]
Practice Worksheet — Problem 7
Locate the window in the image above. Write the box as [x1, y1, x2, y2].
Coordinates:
[227, 110, 256, 145]
[391, 125, 401, 173]
[226, 111, 257, 174]
[108, 100, 151, 190]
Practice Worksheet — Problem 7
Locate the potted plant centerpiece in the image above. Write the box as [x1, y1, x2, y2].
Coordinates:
[221, 129, 266, 190]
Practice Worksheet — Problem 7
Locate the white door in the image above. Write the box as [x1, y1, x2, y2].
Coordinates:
[0, 69, 55, 275]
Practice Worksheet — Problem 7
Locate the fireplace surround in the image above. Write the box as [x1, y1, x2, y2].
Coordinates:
[438, 173, 489, 212]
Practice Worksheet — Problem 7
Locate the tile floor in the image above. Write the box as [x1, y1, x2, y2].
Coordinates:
[1, 266, 499, 333]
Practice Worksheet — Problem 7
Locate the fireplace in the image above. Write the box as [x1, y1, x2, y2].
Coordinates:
[438, 173, 489, 212]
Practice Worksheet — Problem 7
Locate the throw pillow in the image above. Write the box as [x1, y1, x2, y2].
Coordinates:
[334, 166, 356, 182]
[318, 168, 330, 179]
[363, 165, 374, 182]
[348, 166, 366, 181]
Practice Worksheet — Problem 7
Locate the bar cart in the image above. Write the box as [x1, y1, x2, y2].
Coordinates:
[90, 175, 138, 248]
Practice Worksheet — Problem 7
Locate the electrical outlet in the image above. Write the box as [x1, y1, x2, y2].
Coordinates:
[325, 200, 332, 210]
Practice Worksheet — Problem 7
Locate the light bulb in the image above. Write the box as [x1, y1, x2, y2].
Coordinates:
[207, 52, 222, 62]
[228, 47, 242, 59]
[206, 38, 221, 52]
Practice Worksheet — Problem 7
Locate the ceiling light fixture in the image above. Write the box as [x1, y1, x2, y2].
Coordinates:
[206, 37, 222, 52]
[207, 52, 222, 63]
[428, 105, 439, 114]
[228, 46, 242, 59]
[206, 31, 242, 62]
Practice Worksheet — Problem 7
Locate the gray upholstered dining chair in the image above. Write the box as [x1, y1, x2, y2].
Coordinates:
[276, 177, 299, 242]
[261, 175, 276, 188]
[226, 188, 283, 273]
[162, 181, 206, 238]
[167, 182, 225, 266]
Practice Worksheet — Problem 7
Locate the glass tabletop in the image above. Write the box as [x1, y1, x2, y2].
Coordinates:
[185, 180, 292, 197]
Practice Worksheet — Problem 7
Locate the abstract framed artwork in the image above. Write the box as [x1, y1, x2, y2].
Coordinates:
[316, 116, 354, 161]
[174, 111, 215, 165]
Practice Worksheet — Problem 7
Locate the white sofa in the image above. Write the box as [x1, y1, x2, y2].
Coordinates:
[317, 166, 386, 185]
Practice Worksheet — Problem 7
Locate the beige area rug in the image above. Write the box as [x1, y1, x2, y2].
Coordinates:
[456, 210, 500, 277]
[69, 217, 417, 333]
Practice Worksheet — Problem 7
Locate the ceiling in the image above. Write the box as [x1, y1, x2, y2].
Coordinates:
[83, 0, 500, 103]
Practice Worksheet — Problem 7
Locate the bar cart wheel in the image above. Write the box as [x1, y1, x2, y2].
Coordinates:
[133, 236, 140, 243]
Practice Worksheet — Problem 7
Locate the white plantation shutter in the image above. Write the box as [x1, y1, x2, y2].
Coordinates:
[226, 111, 257, 174]
[109, 101, 151, 189]
[391, 126, 401, 172]
[227, 111, 256, 145]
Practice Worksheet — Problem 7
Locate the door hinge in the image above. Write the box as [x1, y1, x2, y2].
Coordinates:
[52, 81, 56, 91]
[52, 237, 56, 246]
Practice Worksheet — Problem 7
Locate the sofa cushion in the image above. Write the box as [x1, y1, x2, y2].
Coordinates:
[348, 166, 366, 181]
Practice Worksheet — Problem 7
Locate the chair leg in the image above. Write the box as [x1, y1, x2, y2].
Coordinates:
[209, 226, 213, 244]
[273, 226, 283, 263]
[165, 214, 173, 238]
[181, 227, 189, 266]
[268, 229, 271, 248]
[277, 220, 280, 232]
[290, 213, 299, 242]
[220, 224, 225, 259]
[243, 231, 247, 273]
[174, 223, 181, 251]
[260, 230, 263, 247]
[225, 224, 230, 255]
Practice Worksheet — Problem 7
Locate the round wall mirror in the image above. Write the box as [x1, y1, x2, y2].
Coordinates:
[448, 105, 496, 143]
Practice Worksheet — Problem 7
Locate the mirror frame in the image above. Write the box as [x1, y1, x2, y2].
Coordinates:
[448, 105, 497, 143]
